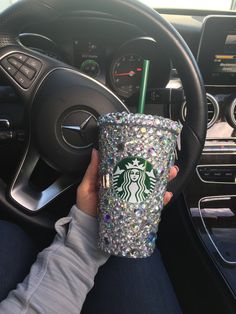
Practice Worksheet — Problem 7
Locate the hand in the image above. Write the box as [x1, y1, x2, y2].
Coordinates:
[76, 148, 179, 216]
[164, 166, 179, 205]
[76, 149, 100, 217]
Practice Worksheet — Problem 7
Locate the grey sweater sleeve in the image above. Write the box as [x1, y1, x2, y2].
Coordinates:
[0, 205, 109, 314]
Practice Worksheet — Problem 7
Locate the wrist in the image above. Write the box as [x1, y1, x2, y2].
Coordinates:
[76, 202, 97, 217]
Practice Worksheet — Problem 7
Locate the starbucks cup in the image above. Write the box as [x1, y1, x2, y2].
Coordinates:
[98, 112, 181, 258]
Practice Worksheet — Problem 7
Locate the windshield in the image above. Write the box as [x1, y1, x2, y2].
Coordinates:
[0, 0, 18, 12]
[140, 0, 236, 10]
[0, 0, 236, 12]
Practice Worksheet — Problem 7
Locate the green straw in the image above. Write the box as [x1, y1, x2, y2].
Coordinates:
[137, 59, 150, 114]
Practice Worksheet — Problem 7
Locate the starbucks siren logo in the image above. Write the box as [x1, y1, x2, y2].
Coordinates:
[113, 157, 156, 203]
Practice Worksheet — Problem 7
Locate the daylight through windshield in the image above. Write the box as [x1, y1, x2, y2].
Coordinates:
[1, 0, 236, 12]
[140, 0, 235, 11]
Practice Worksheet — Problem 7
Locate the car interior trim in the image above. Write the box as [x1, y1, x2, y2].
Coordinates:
[196, 164, 236, 184]
[198, 195, 236, 265]
[181, 93, 220, 129]
[206, 93, 220, 129]
[230, 99, 236, 127]
[0, 119, 10, 128]
[18, 33, 58, 45]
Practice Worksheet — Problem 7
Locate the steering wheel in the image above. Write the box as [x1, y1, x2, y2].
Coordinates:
[0, 0, 207, 229]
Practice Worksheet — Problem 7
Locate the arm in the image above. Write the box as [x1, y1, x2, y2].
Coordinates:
[0, 205, 108, 314]
[0, 149, 109, 314]
[0, 149, 178, 314]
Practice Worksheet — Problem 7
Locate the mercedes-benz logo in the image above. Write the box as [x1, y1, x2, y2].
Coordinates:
[61, 110, 97, 149]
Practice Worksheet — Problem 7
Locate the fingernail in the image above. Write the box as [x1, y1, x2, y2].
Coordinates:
[164, 191, 173, 206]
[174, 165, 179, 173]
[92, 148, 98, 156]
[91, 148, 96, 160]
[168, 192, 173, 198]
[91, 148, 100, 162]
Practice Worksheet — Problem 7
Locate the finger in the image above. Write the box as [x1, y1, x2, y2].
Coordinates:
[81, 148, 100, 188]
[164, 191, 173, 205]
[168, 165, 179, 182]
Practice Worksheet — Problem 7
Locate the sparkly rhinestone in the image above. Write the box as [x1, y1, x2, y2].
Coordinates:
[148, 147, 156, 156]
[158, 167, 165, 175]
[103, 198, 109, 206]
[117, 143, 125, 151]
[106, 223, 113, 229]
[153, 217, 161, 225]
[134, 208, 143, 217]
[147, 232, 156, 244]
[154, 205, 160, 211]
[131, 224, 140, 233]
[140, 127, 147, 133]
[104, 237, 109, 245]
[104, 214, 111, 223]
[108, 157, 114, 165]
[130, 249, 139, 258]
[116, 115, 125, 123]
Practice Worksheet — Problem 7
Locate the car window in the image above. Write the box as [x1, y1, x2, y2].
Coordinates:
[140, 0, 235, 10]
[0, 0, 19, 12]
[1, 0, 236, 12]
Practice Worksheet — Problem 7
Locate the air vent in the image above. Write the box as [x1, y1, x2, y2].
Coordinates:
[181, 93, 219, 129]
[230, 98, 236, 127]
[206, 94, 219, 128]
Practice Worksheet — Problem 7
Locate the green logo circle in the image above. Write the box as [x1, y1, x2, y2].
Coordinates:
[113, 157, 156, 203]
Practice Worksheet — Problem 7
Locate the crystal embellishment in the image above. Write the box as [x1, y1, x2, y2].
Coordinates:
[97, 112, 181, 258]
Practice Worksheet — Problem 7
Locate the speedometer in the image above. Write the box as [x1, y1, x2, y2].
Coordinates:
[110, 54, 143, 98]
[109, 37, 171, 100]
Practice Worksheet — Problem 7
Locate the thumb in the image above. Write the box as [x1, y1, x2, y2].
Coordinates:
[81, 148, 100, 190]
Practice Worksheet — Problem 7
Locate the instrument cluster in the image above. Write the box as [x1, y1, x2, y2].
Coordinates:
[18, 33, 171, 102]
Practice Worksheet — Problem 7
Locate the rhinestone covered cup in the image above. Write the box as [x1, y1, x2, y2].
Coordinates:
[98, 112, 182, 258]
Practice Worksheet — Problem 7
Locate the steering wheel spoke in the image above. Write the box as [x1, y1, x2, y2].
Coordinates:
[9, 144, 76, 212]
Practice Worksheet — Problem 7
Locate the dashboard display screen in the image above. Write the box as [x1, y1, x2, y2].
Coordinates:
[225, 34, 236, 51]
[213, 54, 236, 74]
[198, 16, 236, 85]
[212, 34, 236, 75]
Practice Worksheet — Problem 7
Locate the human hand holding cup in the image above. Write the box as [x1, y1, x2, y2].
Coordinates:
[76, 148, 179, 250]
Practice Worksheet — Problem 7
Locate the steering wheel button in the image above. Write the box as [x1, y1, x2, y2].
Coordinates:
[20, 65, 36, 80]
[8, 57, 22, 69]
[1, 59, 17, 76]
[14, 72, 31, 89]
[26, 58, 42, 71]
[12, 53, 28, 63]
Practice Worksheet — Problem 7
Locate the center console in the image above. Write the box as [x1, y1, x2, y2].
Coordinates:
[184, 15, 236, 298]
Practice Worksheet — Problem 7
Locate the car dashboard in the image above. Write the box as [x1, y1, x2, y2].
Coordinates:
[1, 8, 236, 306]
[18, 15, 171, 103]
